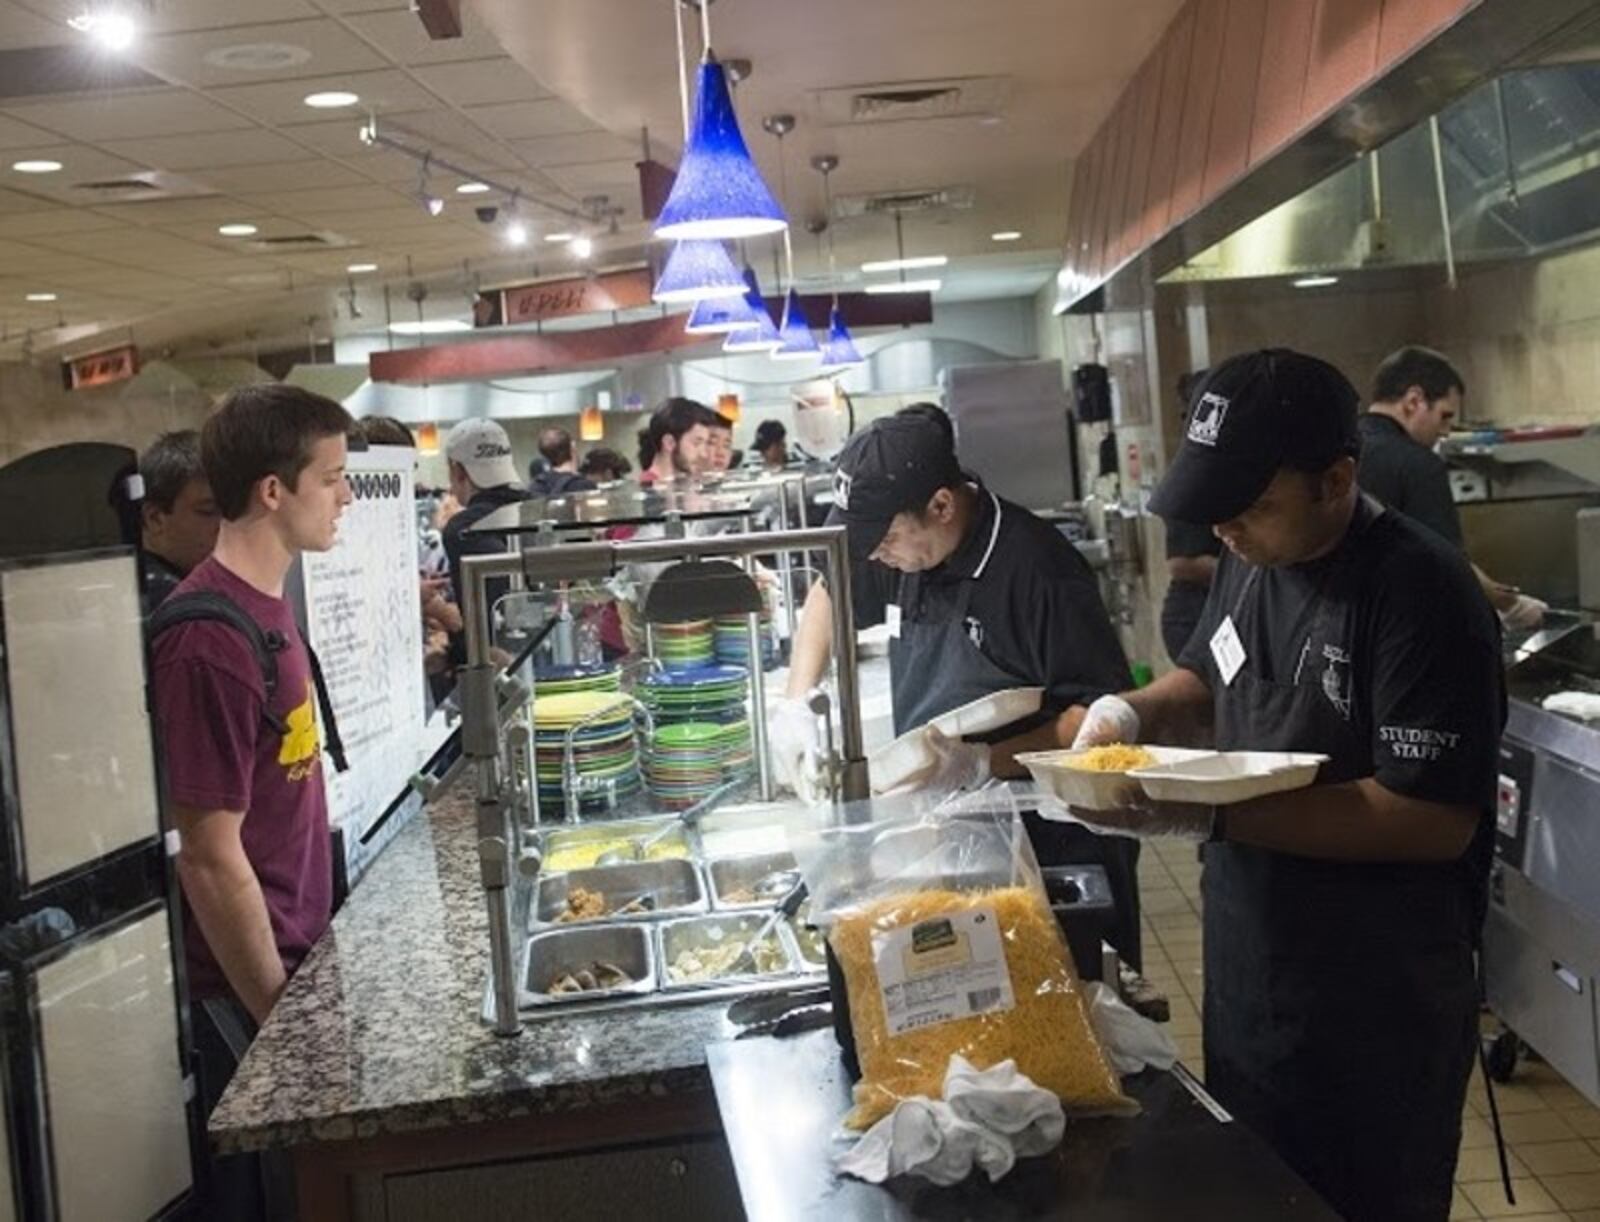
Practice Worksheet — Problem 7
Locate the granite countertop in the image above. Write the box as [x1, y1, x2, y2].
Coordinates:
[209, 784, 740, 1155]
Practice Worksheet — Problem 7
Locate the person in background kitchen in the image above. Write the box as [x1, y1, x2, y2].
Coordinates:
[1361, 346, 1546, 630]
[637, 397, 722, 485]
[773, 404, 1154, 981]
[1158, 370, 1223, 663]
[1070, 349, 1505, 1222]
[137, 429, 221, 614]
[440, 418, 530, 663]
[150, 385, 356, 1221]
[527, 425, 596, 498]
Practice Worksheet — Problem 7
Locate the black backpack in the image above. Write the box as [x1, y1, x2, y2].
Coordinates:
[148, 591, 349, 773]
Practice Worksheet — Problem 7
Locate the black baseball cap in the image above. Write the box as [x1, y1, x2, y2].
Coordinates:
[827, 404, 964, 560]
[1149, 349, 1362, 525]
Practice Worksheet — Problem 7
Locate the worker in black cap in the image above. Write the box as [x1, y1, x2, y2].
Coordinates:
[1067, 349, 1505, 1222]
[774, 403, 1147, 969]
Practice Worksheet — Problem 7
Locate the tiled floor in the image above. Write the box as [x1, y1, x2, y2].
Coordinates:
[1136, 841, 1600, 1222]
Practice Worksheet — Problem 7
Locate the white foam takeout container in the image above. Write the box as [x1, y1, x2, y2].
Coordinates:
[869, 687, 1046, 794]
[1129, 751, 1329, 806]
[1018, 746, 1215, 811]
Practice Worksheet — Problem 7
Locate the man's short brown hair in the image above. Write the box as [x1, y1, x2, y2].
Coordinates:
[203, 385, 354, 520]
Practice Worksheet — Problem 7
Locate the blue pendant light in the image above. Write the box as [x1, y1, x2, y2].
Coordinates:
[819, 304, 865, 368]
[684, 292, 754, 334]
[722, 269, 781, 352]
[655, 55, 787, 241]
[652, 239, 747, 303]
[770, 288, 820, 361]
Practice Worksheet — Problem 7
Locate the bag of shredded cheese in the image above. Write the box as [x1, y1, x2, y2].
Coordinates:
[796, 794, 1136, 1130]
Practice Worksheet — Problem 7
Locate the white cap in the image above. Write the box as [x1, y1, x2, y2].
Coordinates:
[445, 418, 520, 488]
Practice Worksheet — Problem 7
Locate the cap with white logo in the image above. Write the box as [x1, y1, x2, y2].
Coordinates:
[1149, 349, 1361, 525]
[824, 404, 965, 560]
[444, 418, 521, 489]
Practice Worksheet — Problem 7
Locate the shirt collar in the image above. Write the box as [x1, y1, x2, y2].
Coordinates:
[941, 482, 1004, 580]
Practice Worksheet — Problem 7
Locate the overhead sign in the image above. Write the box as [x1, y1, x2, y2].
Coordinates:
[477, 268, 654, 328]
[62, 344, 139, 391]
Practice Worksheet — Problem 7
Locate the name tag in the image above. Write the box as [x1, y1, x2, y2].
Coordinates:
[886, 603, 902, 639]
[1210, 615, 1246, 687]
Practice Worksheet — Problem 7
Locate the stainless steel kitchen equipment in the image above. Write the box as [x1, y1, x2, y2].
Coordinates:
[1483, 620, 1600, 1102]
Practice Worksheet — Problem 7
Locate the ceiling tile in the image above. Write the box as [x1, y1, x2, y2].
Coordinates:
[408, 58, 549, 107]
[0, 112, 65, 150]
[195, 159, 368, 192]
[343, 8, 511, 65]
[512, 132, 637, 168]
[22, 0, 317, 34]
[0, 209, 130, 237]
[114, 128, 308, 170]
[94, 197, 259, 226]
[543, 158, 642, 195]
[274, 116, 380, 159]
[217, 69, 440, 128]
[0, 145, 151, 188]
[130, 19, 388, 88]
[464, 98, 596, 141]
[0, 1, 71, 50]
[251, 184, 409, 215]
[0, 184, 54, 213]
[3, 90, 255, 142]
[368, 110, 520, 170]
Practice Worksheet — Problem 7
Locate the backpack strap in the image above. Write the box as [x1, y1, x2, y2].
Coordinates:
[148, 591, 349, 771]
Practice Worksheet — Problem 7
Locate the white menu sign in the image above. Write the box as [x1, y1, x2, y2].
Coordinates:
[298, 444, 426, 838]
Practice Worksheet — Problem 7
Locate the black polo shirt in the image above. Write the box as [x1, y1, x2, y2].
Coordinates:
[1179, 497, 1503, 811]
[850, 486, 1131, 716]
[1356, 413, 1463, 546]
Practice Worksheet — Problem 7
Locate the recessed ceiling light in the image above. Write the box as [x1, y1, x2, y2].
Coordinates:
[69, 10, 137, 51]
[544, 232, 575, 243]
[218, 223, 258, 237]
[991, 231, 1022, 242]
[861, 255, 948, 274]
[25, 292, 57, 302]
[304, 91, 360, 109]
[1292, 274, 1339, 288]
[456, 182, 491, 195]
[569, 235, 594, 259]
[389, 319, 473, 336]
[505, 221, 528, 247]
[347, 262, 378, 274]
[864, 279, 942, 295]
[12, 159, 63, 174]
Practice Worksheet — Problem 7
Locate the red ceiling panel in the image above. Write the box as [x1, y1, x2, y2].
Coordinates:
[1377, 0, 1475, 68]
[1249, 0, 1316, 166]
[1170, 0, 1228, 225]
[1121, 54, 1166, 262]
[1202, 0, 1269, 200]
[1301, 0, 1384, 123]
[1141, 6, 1197, 245]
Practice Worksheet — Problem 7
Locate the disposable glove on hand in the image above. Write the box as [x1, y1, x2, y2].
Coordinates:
[884, 726, 991, 798]
[1071, 695, 1141, 749]
[769, 696, 826, 803]
[1500, 594, 1548, 632]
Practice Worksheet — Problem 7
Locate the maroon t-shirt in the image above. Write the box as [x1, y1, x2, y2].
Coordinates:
[151, 557, 333, 1000]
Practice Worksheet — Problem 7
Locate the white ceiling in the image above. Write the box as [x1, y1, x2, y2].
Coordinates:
[0, 0, 1182, 361]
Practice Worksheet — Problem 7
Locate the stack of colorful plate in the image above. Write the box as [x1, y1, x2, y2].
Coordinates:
[712, 614, 777, 670]
[534, 661, 621, 696]
[531, 690, 640, 815]
[652, 619, 714, 672]
[639, 664, 756, 805]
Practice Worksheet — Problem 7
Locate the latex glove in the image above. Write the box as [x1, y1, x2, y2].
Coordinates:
[1071, 695, 1141, 749]
[885, 725, 991, 797]
[1055, 793, 1215, 842]
[769, 696, 826, 803]
[1500, 594, 1547, 632]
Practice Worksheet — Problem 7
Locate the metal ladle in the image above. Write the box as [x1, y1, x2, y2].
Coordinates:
[595, 779, 744, 867]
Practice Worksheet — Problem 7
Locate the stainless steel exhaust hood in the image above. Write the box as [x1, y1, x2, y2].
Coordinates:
[1163, 61, 1600, 285]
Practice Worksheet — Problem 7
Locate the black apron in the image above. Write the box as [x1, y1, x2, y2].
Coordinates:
[889, 556, 1146, 973]
[1203, 528, 1478, 1222]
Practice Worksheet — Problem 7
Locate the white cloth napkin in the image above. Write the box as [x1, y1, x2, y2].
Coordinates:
[836, 1057, 1063, 1185]
[1544, 690, 1600, 722]
[942, 1055, 1066, 1158]
[1083, 981, 1179, 1076]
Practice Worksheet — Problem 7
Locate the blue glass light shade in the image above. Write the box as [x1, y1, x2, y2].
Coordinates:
[721, 268, 782, 352]
[770, 288, 820, 361]
[819, 305, 865, 368]
[652, 239, 747, 304]
[684, 293, 754, 333]
[655, 57, 787, 241]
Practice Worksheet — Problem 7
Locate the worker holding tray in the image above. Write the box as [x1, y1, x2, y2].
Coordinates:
[1067, 350, 1506, 1222]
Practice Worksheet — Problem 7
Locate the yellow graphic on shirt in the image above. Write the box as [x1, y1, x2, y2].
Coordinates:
[279, 679, 321, 782]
